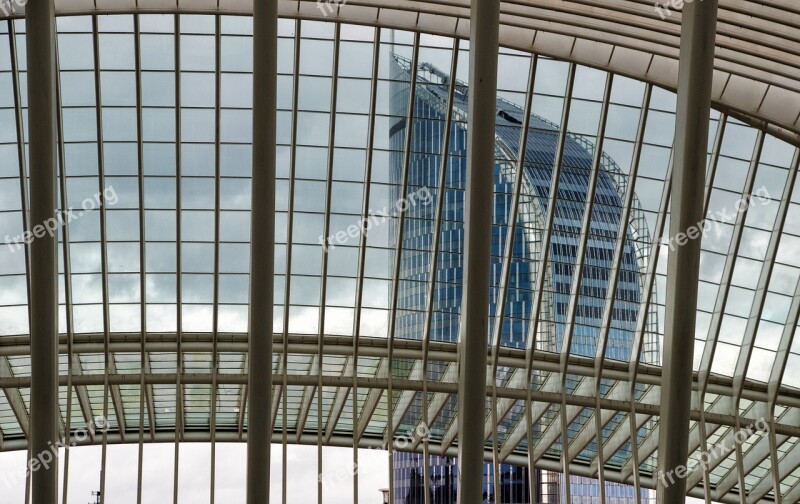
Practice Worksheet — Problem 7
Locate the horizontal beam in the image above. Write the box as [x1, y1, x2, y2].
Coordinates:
[0, 333, 794, 409]
[22, 373, 800, 435]
[0, 4, 796, 145]
[0, 358, 29, 438]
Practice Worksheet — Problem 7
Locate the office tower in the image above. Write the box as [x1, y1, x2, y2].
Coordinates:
[389, 53, 657, 504]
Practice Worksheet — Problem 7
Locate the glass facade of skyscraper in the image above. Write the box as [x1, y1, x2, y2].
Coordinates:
[389, 54, 656, 504]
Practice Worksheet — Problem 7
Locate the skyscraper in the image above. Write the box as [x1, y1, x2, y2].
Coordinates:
[388, 53, 658, 504]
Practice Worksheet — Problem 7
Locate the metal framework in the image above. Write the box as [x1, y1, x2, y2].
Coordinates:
[0, 4, 798, 504]
[2, 0, 800, 144]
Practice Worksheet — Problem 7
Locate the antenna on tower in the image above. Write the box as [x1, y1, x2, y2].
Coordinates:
[89, 490, 101, 504]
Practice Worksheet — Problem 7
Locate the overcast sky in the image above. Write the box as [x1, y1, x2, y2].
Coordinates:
[0, 444, 389, 504]
[0, 17, 781, 504]
[0, 444, 717, 504]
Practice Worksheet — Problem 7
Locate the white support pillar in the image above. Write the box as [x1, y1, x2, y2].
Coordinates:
[247, 0, 278, 502]
[658, 1, 719, 503]
[26, 1, 59, 503]
[456, 0, 500, 502]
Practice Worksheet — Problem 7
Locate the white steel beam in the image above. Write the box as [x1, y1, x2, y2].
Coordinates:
[384, 31, 421, 502]
[417, 38, 460, 504]
[623, 395, 732, 480]
[713, 431, 790, 497]
[355, 359, 387, 443]
[294, 355, 318, 442]
[0, 360, 28, 439]
[324, 358, 354, 443]
[494, 369, 561, 461]
[749, 439, 800, 501]
[487, 51, 536, 502]
[350, 26, 382, 504]
[783, 478, 800, 504]
[131, 12, 151, 504]
[279, 18, 302, 504]
[594, 412, 653, 477]
[210, 14, 223, 504]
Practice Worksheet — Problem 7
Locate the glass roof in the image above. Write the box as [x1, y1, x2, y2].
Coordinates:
[3, 0, 800, 141]
[0, 12, 799, 504]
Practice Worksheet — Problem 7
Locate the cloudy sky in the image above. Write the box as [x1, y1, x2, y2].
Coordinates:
[0, 17, 788, 504]
[0, 444, 389, 503]
[0, 443, 717, 504]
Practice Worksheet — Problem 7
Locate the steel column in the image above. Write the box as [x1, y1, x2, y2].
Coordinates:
[25, 1, 59, 503]
[247, 0, 278, 502]
[54, 17, 78, 503]
[456, 0, 500, 502]
[658, 0, 719, 502]
[132, 13, 149, 504]
[210, 14, 223, 504]
[173, 14, 184, 504]
[350, 28, 381, 504]
[280, 18, 302, 504]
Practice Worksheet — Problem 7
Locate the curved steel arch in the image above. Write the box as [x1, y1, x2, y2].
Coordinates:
[1, 0, 800, 143]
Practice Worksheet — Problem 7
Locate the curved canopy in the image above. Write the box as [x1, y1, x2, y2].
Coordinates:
[0, 9, 799, 504]
[1, 0, 800, 143]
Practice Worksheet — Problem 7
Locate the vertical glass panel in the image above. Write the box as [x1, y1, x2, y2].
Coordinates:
[180, 35, 216, 71]
[299, 38, 333, 77]
[57, 34, 94, 70]
[141, 33, 176, 70]
[221, 35, 253, 72]
[99, 33, 135, 70]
